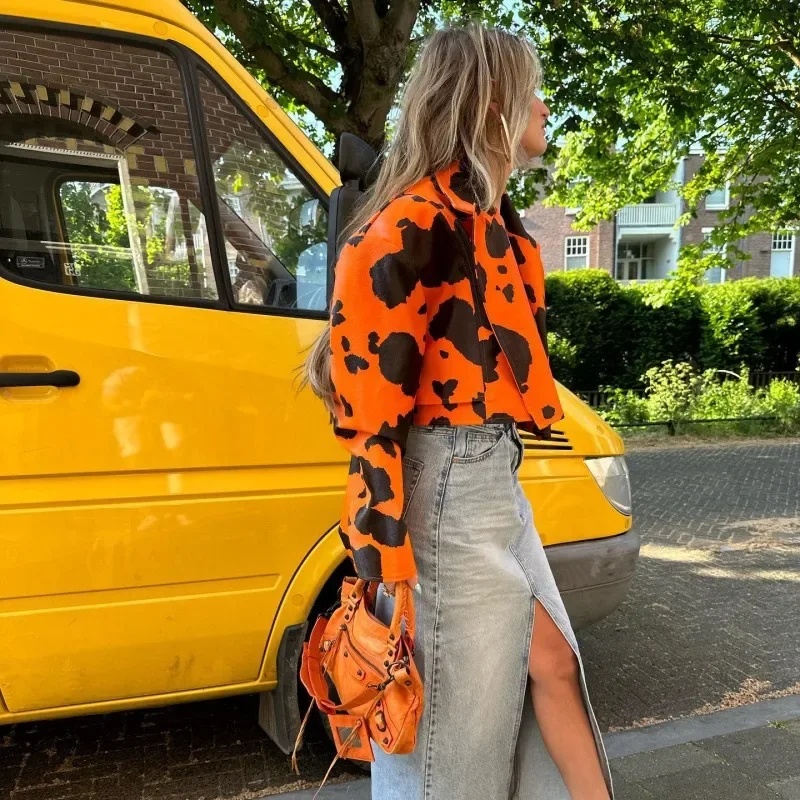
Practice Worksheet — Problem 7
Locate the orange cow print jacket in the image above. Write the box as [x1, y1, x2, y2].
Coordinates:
[329, 159, 564, 583]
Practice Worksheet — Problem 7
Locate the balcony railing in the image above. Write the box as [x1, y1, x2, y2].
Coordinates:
[617, 203, 678, 227]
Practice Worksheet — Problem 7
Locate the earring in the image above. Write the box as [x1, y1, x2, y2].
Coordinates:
[499, 112, 512, 163]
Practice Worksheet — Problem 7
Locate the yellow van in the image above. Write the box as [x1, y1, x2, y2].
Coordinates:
[0, 0, 638, 755]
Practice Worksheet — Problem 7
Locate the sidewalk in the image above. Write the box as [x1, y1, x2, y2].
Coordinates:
[272, 695, 800, 799]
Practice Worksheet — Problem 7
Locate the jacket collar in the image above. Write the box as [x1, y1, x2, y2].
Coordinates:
[431, 159, 480, 215]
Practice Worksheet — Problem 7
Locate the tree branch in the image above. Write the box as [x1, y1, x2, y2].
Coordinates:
[306, 0, 348, 46]
[213, 0, 346, 128]
[387, 0, 423, 37]
[349, 0, 381, 44]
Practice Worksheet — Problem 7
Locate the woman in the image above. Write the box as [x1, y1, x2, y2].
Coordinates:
[301, 22, 614, 800]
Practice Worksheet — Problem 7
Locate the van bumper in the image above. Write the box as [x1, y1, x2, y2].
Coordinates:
[546, 528, 640, 631]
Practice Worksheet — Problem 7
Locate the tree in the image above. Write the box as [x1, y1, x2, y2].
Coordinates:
[526, 0, 800, 277]
[184, 0, 800, 271]
[182, 0, 511, 154]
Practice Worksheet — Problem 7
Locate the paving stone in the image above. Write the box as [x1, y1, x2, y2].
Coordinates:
[770, 776, 800, 800]
[636, 761, 782, 800]
[698, 726, 800, 782]
[613, 742, 722, 781]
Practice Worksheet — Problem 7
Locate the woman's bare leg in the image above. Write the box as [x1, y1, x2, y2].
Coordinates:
[528, 599, 610, 800]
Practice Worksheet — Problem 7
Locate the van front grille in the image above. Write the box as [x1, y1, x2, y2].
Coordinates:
[520, 428, 573, 452]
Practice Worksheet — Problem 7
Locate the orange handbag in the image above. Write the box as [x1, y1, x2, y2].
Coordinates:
[292, 577, 424, 794]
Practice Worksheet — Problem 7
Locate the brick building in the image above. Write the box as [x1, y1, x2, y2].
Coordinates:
[521, 154, 799, 282]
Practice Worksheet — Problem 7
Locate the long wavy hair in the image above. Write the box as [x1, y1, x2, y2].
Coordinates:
[296, 22, 543, 417]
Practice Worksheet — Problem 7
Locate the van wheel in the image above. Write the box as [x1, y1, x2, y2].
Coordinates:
[298, 563, 371, 774]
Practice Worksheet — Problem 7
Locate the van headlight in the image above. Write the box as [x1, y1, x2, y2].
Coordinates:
[585, 456, 632, 516]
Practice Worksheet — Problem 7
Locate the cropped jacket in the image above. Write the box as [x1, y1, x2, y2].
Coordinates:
[329, 159, 564, 583]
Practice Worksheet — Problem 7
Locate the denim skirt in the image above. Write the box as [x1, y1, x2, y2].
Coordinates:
[372, 421, 615, 800]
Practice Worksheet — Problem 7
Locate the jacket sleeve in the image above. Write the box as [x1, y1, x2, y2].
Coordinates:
[328, 213, 428, 583]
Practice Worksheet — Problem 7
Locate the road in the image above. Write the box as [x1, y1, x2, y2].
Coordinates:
[1, 439, 798, 799]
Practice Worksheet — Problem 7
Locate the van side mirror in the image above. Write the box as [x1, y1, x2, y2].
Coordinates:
[326, 133, 381, 305]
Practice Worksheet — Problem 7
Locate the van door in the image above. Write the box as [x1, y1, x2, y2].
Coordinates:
[0, 23, 334, 713]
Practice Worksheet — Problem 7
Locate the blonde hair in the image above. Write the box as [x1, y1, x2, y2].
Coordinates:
[296, 22, 543, 416]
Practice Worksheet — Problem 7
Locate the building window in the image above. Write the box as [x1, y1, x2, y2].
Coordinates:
[702, 228, 727, 283]
[564, 236, 589, 270]
[771, 231, 795, 278]
[705, 183, 729, 211]
[615, 241, 655, 281]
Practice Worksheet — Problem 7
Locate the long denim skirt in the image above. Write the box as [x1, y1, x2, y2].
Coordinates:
[372, 421, 615, 800]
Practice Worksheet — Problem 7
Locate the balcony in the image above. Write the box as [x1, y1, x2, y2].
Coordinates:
[617, 203, 677, 227]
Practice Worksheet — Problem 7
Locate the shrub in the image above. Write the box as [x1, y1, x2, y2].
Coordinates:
[595, 359, 800, 434]
[545, 271, 800, 391]
[761, 379, 800, 429]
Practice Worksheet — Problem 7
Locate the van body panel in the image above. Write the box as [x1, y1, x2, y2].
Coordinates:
[0, 0, 634, 725]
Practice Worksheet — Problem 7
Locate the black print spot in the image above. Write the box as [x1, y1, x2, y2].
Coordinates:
[509, 236, 526, 265]
[471, 391, 486, 419]
[432, 378, 459, 411]
[365, 435, 399, 458]
[498, 265, 508, 274]
[338, 526, 352, 554]
[341, 336, 350, 352]
[392, 215, 466, 288]
[331, 299, 345, 326]
[418, 303, 427, 314]
[475, 262, 488, 300]
[485, 218, 511, 258]
[352, 544, 383, 581]
[429, 296, 482, 366]
[410, 195, 427, 202]
[352, 509, 409, 552]
[340, 395, 353, 418]
[535, 307, 548, 352]
[449, 166, 478, 206]
[479, 336, 501, 382]
[378, 408, 416, 444]
[501, 283, 514, 302]
[344, 353, 369, 374]
[373, 332, 424, 396]
[492, 324, 533, 388]
[358, 457, 394, 505]
[369, 251, 419, 310]
[542, 405, 556, 420]
[336, 424, 358, 441]
[440, 349, 449, 358]
[428, 415, 452, 426]
[524, 283, 537, 304]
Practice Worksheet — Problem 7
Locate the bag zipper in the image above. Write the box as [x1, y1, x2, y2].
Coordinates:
[342, 626, 388, 677]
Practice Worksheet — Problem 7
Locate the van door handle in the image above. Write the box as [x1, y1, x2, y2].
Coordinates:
[0, 370, 81, 388]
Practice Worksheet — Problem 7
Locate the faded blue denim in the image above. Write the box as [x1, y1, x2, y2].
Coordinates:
[372, 421, 614, 800]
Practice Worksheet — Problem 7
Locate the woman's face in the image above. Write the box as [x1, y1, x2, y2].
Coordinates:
[519, 92, 550, 158]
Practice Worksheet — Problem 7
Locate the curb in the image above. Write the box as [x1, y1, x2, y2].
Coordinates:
[268, 694, 800, 798]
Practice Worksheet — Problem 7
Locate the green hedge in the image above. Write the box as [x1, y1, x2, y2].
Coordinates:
[544, 271, 800, 389]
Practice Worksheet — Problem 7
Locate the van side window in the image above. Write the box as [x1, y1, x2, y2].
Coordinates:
[0, 28, 217, 302]
[197, 71, 328, 313]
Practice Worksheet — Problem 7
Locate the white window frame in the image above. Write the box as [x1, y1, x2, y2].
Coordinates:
[564, 236, 589, 270]
[772, 231, 795, 251]
[705, 182, 730, 211]
[770, 230, 796, 278]
[702, 227, 727, 283]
